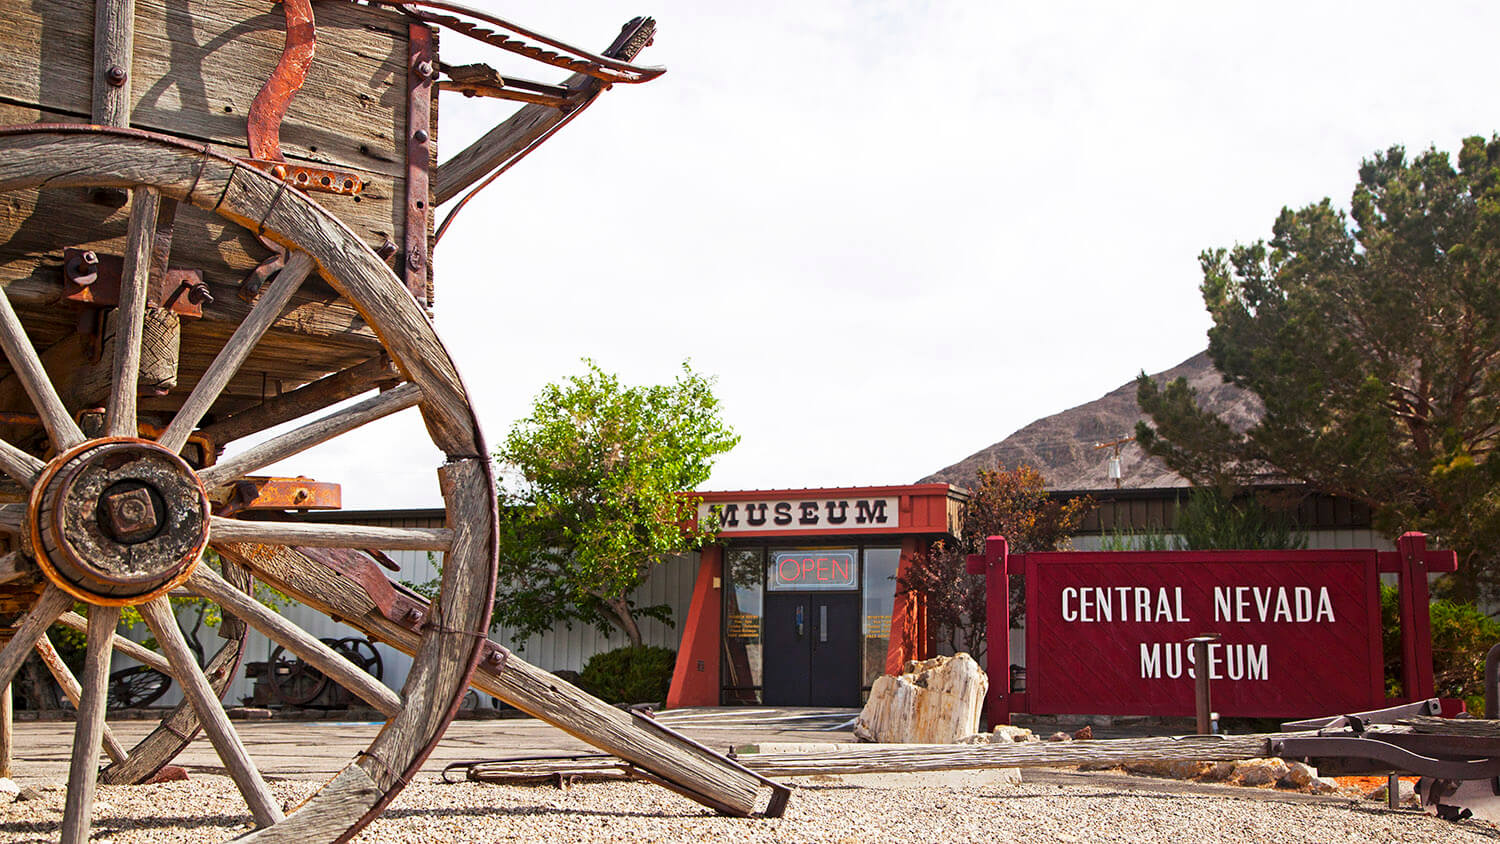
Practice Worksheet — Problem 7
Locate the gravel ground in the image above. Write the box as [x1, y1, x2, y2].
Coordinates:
[0, 773, 1494, 843]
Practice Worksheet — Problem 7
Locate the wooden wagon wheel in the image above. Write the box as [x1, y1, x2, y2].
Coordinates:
[0, 125, 497, 843]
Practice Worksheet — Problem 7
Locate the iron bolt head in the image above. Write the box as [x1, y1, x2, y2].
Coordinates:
[185, 282, 214, 306]
[106, 66, 128, 87]
[100, 486, 160, 544]
[375, 238, 398, 260]
[406, 251, 424, 271]
[415, 60, 434, 78]
[412, 129, 429, 144]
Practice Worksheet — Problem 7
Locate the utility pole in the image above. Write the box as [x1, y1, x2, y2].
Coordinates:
[1093, 435, 1136, 489]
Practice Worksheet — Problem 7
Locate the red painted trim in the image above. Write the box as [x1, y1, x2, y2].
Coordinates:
[665, 547, 722, 709]
[700, 526, 951, 539]
[695, 483, 962, 501]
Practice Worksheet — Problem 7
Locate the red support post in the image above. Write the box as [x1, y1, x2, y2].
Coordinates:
[665, 546, 723, 709]
[1396, 532, 1436, 701]
[967, 535, 1010, 726]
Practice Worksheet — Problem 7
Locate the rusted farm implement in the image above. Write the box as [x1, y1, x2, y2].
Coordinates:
[0, 1, 784, 841]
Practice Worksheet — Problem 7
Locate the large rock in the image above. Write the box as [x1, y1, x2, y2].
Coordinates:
[854, 654, 988, 744]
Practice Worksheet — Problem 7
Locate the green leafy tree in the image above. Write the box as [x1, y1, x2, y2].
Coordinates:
[1138, 135, 1500, 598]
[493, 360, 738, 647]
[897, 464, 1092, 659]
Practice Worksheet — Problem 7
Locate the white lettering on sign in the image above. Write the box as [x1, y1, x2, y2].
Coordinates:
[700, 498, 898, 533]
[1212, 586, 1336, 623]
[1056, 583, 1343, 685]
[1059, 587, 1191, 623]
[1139, 642, 1269, 681]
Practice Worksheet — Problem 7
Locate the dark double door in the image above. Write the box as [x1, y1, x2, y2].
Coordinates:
[762, 592, 860, 707]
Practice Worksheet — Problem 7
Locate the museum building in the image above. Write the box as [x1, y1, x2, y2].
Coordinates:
[665, 484, 967, 709]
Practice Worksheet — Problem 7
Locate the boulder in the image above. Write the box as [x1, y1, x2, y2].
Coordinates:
[0, 778, 17, 804]
[1232, 758, 1290, 786]
[1281, 761, 1317, 788]
[991, 725, 1037, 743]
[853, 653, 987, 744]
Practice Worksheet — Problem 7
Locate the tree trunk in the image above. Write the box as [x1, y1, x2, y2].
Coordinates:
[600, 595, 643, 648]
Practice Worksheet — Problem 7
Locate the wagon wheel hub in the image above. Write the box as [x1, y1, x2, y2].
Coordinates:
[28, 438, 209, 606]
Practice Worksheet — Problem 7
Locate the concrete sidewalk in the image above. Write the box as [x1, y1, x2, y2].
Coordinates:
[4, 707, 859, 785]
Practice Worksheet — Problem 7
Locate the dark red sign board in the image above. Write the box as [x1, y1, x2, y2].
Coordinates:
[967, 533, 1457, 724]
[1025, 551, 1381, 717]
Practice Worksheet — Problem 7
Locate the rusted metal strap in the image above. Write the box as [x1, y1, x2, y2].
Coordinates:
[1281, 698, 1444, 733]
[365, 0, 663, 83]
[404, 21, 435, 306]
[242, 0, 364, 195]
[296, 546, 428, 631]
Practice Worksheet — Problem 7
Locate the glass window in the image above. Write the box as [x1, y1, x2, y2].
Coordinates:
[862, 547, 902, 688]
[766, 547, 859, 591]
[722, 548, 763, 703]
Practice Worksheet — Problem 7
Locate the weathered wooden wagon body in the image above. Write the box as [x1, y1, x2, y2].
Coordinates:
[0, 3, 781, 841]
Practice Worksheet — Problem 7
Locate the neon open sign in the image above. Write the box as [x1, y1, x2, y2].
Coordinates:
[768, 551, 858, 590]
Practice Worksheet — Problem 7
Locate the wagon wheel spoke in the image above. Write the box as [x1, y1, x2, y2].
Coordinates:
[140, 596, 285, 828]
[196, 381, 423, 490]
[0, 288, 85, 452]
[0, 585, 72, 690]
[55, 610, 175, 675]
[105, 187, 162, 439]
[157, 250, 315, 455]
[186, 566, 400, 715]
[59, 605, 121, 844]
[34, 633, 128, 762]
[0, 504, 22, 535]
[0, 437, 44, 487]
[209, 517, 453, 551]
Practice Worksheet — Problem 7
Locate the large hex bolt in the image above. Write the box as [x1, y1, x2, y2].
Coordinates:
[100, 486, 161, 544]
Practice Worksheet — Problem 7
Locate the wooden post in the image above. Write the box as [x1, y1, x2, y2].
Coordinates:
[0, 682, 11, 779]
[967, 536, 1010, 726]
[1397, 532, 1436, 701]
[93, 0, 136, 127]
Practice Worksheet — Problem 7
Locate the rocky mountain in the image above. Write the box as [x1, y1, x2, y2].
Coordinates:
[922, 351, 1261, 491]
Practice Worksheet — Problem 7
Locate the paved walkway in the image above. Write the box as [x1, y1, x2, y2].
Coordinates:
[5, 707, 860, 784]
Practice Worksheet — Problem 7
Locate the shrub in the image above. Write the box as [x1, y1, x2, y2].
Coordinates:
[578, 645, 676, 704]
[1381, 584, 1500, 712]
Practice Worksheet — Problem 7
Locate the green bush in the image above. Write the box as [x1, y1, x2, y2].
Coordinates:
[578, 645, 676, 704]
[1381, 584, 1500, 712]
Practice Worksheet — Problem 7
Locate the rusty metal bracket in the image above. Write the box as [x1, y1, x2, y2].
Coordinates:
[403, 21, 435, 307]
[62, 248, 208, 318]
[477, 639, 510, 675]
[212, 476, 342, 517]
[242, 0, 364, 196]
[298, 545, 429, 632]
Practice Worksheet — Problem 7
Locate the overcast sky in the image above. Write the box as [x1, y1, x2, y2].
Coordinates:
[260, 0, 1500, 509]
